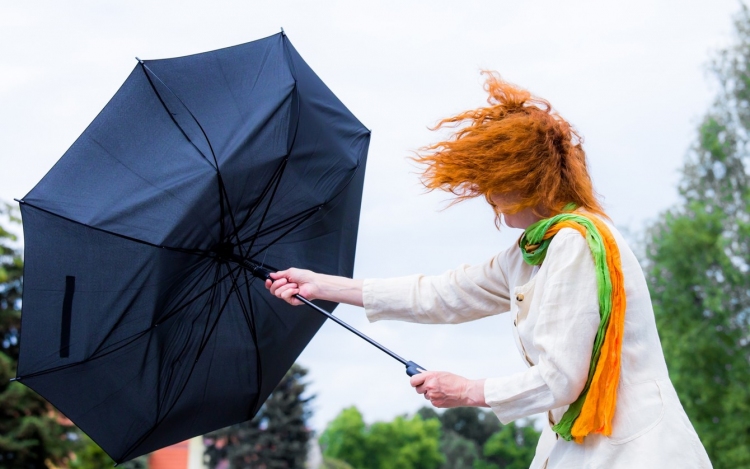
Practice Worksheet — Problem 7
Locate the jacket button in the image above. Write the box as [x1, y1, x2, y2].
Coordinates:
[513, 319, 517, 326]
[516, 294, 524, 302]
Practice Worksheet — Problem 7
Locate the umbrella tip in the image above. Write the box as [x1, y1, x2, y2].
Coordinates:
[9, 377, 20, 382]
[135, 56, 144, 64]
[280, 27, 285, 36]
[13, 198, 23, 204]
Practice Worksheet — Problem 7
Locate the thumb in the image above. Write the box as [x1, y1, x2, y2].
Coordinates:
[410, 373, 427, 388]
[269, 269, 290, 280]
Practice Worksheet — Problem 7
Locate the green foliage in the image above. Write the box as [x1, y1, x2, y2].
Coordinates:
[204, 363, 313, 469]
[319, 407, 368, 467]
[320, 407, 444, 469]
[643, 5, 750, 468]
[438, 407, 500, 448]
[68, 432, 148, 469]
[479, 422, 538, 469]
[320, 456, 354, 469]
[323, 406, 540, 469]
[0, 203, 79, 469]
[438, 430, 479, 469]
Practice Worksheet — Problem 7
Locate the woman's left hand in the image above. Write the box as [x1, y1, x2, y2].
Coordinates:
[410, 371, 488, 408]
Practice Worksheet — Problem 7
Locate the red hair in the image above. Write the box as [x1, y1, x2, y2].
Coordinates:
[414, 72, 606, 222]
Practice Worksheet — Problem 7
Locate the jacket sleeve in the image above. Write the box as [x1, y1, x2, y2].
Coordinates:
[484, 230, 601, 424]
[362, 251, 512, 324]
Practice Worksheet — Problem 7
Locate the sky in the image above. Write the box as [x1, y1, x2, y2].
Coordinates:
[0, 0, 742, 434]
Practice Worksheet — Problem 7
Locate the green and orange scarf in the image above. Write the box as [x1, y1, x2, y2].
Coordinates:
[518, 209, 625, 443]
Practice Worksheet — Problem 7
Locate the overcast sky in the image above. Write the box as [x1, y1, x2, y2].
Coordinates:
[0, 0, 741, 434]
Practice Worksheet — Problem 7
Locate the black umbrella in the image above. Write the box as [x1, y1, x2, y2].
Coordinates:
[14, 32, 422, 463]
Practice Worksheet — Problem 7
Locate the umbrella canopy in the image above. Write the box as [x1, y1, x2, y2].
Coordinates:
[16, 32, 369, 463]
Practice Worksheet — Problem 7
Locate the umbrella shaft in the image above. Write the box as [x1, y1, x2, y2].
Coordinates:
[243, 260, 411, 367]
[293, 294, 409, 366]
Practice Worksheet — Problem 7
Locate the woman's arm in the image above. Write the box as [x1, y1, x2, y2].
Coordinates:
[364, 253, 512, 324]
[265, 268, 364, 306]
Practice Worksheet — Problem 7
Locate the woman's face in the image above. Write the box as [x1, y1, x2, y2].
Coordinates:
[488, 193, 545, 229]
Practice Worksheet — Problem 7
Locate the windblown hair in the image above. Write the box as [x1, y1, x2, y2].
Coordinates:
[414, 71, 606, 222]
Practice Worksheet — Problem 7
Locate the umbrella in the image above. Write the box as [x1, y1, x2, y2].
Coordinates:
[12, 32, 422, 463]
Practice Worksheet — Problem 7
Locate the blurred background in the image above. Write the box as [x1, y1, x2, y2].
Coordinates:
[1, 1, 748, 468]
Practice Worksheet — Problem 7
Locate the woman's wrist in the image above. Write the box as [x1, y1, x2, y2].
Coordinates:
[463, 378, 488, 407]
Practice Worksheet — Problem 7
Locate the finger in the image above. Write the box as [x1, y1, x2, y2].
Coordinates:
[271, 279, 296, 297]
[280, 286, 301, 301]
[273, 283, 296, 298]
[272, 284, 297, 300]
[415, 384, 427, 395]
[268, 277, 287, 294]
[410, 373, 427, 387]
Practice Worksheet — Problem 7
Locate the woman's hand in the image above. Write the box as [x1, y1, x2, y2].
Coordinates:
[410, 371, 487, 408]
[264, 269, 365, 307]
[265, 268, 320, 306]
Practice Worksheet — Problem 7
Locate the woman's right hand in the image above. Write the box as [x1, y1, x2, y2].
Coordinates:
[265, 268, 320, 306]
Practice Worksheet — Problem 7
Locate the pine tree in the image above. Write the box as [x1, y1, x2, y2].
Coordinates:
[204, 363, 313, 469]
[644, 5, 750, 467]
[0, 203, 77, 469]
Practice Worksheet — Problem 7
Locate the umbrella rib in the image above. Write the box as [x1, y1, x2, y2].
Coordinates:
[13, 263, 242, 382]
[233, 268, 265, 419]
[235, 77, 300, 241]
[118, 262, 246, 463]
[139, 62, 241, 248]
[151, 263, 242, 329]
[197, 264, 224, 355]
[246, 206, 320, 260]
[87, 257, 215, 359]
[236, 151, 366, 252]
[237, 205, 321, 245]
[18, 201, 214, 257]
[156, 262, 222, 419]
[233, 157, 287, 238]
[137, 62, 213, 167]
[243, 157, 289, 257]
[235, 76, 301, 254]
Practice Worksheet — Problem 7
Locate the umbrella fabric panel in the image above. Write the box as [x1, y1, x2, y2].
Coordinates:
[17, 205, 206, 373]
[19, 205, 312, 460]
[23, 66, 223, 249]
[143, 34, 297, 171]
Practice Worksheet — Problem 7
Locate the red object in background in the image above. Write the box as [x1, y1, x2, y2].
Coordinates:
[149, 441, 189, 469]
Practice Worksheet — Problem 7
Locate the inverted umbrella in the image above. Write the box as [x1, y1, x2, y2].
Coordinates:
[14, 32, 421, 463]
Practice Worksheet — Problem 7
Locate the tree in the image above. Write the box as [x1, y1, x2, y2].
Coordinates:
[643, 5, 750, 468]
[437, 430, 479, 469]
[320, 407, 444, 469]
[477, 421, 539, 469]
[417, 406, 538, 469]
[204, 363, 313, 469]
[438, 407, 500, 448]
[0, 203, 77, 469]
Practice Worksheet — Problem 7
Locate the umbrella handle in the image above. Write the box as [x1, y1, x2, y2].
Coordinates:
[250, 264, 273, 281]
[405, 361, 425, 377]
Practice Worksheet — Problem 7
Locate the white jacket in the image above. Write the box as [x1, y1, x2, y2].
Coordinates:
[362, 223, 712, 468]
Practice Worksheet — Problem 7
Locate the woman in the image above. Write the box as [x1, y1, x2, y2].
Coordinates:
[265, 73, 711, 468]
